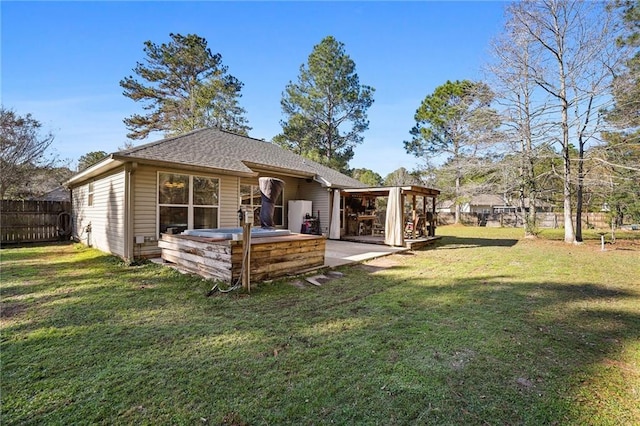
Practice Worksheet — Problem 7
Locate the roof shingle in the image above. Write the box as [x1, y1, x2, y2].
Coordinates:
[116, 128, 365, 188]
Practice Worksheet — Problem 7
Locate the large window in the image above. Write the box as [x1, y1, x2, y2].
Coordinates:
[158, 172, 219, 234]
[239, 183, 283, 226]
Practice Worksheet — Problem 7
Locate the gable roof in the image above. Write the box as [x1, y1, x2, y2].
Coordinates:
[437, 194, 505, 209]
[68, 128, 366, 188]
[469, 194, 505, 206]
[29, 186, 71, 202]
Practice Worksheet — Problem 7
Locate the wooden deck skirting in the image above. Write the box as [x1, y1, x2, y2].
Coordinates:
[159, 233, 326, 283]
[341, 234, 441, 250]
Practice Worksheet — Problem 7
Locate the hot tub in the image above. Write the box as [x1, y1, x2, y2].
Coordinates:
[181, 227, 292, 239]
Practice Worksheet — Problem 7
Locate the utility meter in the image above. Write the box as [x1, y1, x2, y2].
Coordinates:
[238, 207, 253, 225]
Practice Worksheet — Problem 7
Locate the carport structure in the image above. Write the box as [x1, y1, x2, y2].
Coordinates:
[339, 185, 440, 249]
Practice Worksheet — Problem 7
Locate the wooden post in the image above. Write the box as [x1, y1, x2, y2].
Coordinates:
[411, 195, 417, 239]
[242, 220, 252, 292]
[431, 197, 437, 236]
[422, 196, 427, 235]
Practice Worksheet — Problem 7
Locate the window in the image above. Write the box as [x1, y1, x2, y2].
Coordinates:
[239, 183, 283, 226]
[158, 172, 219, 234]
[87, 182, 94, 207]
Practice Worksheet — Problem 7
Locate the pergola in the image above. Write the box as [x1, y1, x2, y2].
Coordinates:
[340, 185, 440, 240]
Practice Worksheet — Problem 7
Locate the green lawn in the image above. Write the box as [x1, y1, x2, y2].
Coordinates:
[2, 227, 639, 425]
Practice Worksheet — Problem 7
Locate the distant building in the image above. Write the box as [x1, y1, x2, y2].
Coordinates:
[30, 187, 71, 202]
[437, 194, 553, 214]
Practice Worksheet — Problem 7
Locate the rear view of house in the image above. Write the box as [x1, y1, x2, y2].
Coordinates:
[65, 128, 365, 261]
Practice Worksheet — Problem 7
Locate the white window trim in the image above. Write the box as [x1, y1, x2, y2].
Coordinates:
[239, 183, 284, 227]
[87, 182, 94, 207]
[157, 171, 220, 237]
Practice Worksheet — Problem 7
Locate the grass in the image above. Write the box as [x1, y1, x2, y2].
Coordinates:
[1, 228, 639, 425]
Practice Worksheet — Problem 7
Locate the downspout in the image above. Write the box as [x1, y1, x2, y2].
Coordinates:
[124, 163, 137, 262]
[69, 186, 75, 241]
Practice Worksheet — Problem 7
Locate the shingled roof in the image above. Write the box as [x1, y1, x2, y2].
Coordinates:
[114, 128, 365, 188]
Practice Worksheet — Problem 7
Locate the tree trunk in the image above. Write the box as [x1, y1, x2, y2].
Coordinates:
[575, 151, 585, 242]
[557, 28, 575, 244]
[562, 120, 575, 244]
[575, 95, 593, 243]
[454, 174, 461, 224]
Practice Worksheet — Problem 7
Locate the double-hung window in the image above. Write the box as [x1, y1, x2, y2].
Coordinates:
[239, 183, 283, 226]
[158, 172, 219, 234]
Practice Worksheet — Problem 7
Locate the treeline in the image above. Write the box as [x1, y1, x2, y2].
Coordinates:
[2, 2, 637, 243]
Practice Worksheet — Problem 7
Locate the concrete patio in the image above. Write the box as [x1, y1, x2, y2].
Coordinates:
[323, 239, 410, 267]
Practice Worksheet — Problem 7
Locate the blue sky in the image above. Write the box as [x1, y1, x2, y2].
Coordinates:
[2, 1, 507, 176]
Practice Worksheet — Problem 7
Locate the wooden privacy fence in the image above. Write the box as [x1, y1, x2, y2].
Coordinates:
[437, 211, 613, 229]
[1, 200, 72, 244]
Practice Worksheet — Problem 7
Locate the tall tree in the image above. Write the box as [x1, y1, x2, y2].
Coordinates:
[488, 5, 557, 237]
[275, 36, 375, 173]
[598, 1, 640, 226]
[590, 134, 640, 226]
[505, 0, 622, 243]
[404, 80, 500, 224]
[0, 107, 57, 199]
[350, 168, 383, 186]
[607, 0, 640, 131]
[120, 33, 250, 140]
[383, 167, 422, 187]
[77, 151, 108, 171]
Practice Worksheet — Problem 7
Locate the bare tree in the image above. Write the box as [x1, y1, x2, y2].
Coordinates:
[0, 107, 57, 199]
[488, 19, 557, 237]
[505, 0, 623, 243]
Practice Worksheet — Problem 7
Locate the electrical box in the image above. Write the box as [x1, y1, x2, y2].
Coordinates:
[135, 235, 145, 244]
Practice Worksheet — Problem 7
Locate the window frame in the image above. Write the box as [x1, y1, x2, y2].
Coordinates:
[239, 182, 284, 227]
[87, 182, 94, 207]
[157, 172, 220, 236]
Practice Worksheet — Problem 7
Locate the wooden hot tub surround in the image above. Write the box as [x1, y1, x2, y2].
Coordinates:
[159, 233, 326, 283]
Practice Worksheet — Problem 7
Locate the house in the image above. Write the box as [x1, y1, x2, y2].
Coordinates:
[465, 194, 507, 214]
[437, 194, 553, 215]
[30, 186, 71, 202]
[65, 128, 366, 261]
[437, 195, 505, 214]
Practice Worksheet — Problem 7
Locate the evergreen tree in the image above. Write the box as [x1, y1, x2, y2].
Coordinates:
[77, 151, 108, 171]
[383, 167, 422, 187]
[405, 80, 500, 224]
[120, 33, 250, 140]
[275, 36, 374, 173]
[350, 168, 383, 186]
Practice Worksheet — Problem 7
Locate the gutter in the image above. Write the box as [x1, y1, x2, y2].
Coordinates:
[314, 175, 332, 188]
[64, 156, 123, 187]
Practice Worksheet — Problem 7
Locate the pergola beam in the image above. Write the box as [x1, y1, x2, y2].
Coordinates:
[341, 185, 440, 198]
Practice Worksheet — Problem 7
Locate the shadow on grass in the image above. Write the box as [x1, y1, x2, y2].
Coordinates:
[2, 244, 639, 425]
[0, 241, 76, 259]
[433, 235, 519, 249]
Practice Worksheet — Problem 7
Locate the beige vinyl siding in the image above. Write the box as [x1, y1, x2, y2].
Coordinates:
[297, 180, 331, 235]
[132, 165, 159, 258]
[277, 175, 300, 198]
[72, 168, 126, 257]
[71, 185, 88, 242]
[219, 176, 240, 227]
